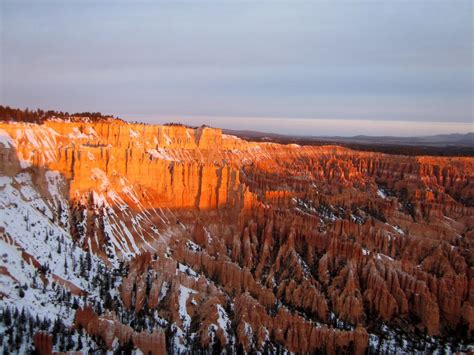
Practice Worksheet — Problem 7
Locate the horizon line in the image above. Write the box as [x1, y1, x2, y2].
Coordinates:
[118, 113, 473, 138]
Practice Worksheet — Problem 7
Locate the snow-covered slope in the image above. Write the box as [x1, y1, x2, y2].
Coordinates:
[0, 168, 115, 352]
[0, 120, 472, 354]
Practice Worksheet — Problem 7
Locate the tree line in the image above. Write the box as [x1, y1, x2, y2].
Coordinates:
[0, 105, 119, 124]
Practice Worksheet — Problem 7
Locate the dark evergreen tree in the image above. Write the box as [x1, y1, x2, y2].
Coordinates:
[79, 254, 86, 277]
[77, 332, 83, 351]
[19, 308, 26, 325]
[52, 317, 62, 344]
[72, 297, 79, 310]
[29, 314, 35, 335]
[3, 307, 12, 326]
[15, 325, 23, 350]
[66, 333, 74, 351]
[86, 252, 92, 273]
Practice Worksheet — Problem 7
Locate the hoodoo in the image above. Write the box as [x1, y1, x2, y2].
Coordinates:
[0, 118, 472, 353]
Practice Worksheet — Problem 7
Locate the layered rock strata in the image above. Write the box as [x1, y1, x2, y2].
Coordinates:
[0, 119, 472, 353]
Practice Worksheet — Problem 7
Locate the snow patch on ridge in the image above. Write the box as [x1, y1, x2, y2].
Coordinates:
[216, 304, 230, 341]
[90, 168, 110, 191]
[147, 148, 177, 161]
[179, 285, 197, 330]
[377, 189, 387, 199]
[0, 129, 16, 148]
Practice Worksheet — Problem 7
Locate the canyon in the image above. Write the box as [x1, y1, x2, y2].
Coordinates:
[0, 118, 473, 353]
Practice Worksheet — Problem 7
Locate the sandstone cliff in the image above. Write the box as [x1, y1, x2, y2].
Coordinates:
[0, 119, 472, 353]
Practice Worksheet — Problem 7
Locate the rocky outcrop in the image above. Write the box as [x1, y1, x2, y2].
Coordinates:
[234, 292, 368, 354]
[75, 307, 166, 354]
[33, 332, 53, 355]
[329, 265, 364, 324]
[0, 119, 472, 353]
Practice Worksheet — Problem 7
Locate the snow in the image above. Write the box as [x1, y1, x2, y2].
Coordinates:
[177, 263, 199, 280]
[443, 215, 456, 222]
[78, 176, 169, 260]
[244, 322, 253, 339]
[185, 240, 201, 252]
[350, 213, 365, 224]
[0, 129, 16, 147]
[170, 324, 188, 353]
[391, 225, 405, 235]
[366, 324, 448, 354]
[204, 227, 213, 244]
[216, 304, 230, 341]
[377, 189, 387, 199]
[1, 125, 59, 166]
[93, 185, 167, 259]
[25, 128, 40, 147]
[0, 171, 107, 325]
[90, 168, 110, 191]
[0, 237, 74, 323]
[178, 285, 197, 330]
[87, 151, 95, 160]
[0, 121, 470, 353]
[122, 185, 140, 205]
[163, 133, 172, 145]
[222, 134, 238, 140]
[68, 127, 89, 140]
[376, 253, 394, 261]
[129, 129, 139, 138]
[19, 153, 33, 168]
[147, 148, 177, 161]
[158, 281, 169, 303]
[119, 220, 141, 255]
[15, 173, 53, 220]
[87, 127, 98, 137]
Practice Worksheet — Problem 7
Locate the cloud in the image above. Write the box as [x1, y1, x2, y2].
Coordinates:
[1, 0, 472, 133]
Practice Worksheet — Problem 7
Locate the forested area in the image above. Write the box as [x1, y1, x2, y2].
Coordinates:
[0, 105, 117, 124]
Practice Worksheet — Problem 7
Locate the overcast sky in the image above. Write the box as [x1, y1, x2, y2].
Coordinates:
[1, 0, 472, 136]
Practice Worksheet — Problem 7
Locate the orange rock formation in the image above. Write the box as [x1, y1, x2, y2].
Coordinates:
[0, 119, 472, 353]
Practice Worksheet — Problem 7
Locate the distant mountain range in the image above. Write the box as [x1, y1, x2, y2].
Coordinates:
[222, 129, 474, 156]
[223, 130, 474, 147]
[317, 132, 474, 147]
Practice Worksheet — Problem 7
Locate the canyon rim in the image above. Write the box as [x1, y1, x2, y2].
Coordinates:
[0, 112, 472, 353]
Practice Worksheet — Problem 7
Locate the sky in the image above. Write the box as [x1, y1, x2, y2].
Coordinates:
[1, 0, 473, 136]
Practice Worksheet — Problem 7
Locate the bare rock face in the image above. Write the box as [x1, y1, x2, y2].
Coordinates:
[33, 332, 53, 355]
[0, 119, 472, 353]
[329, 265, 364, 324]
[75, 307, 166, 354]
